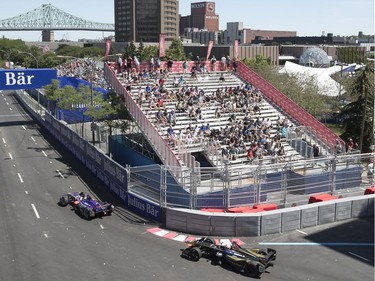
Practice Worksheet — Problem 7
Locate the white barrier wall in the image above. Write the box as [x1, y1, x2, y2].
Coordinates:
[166, 195, 374, 237]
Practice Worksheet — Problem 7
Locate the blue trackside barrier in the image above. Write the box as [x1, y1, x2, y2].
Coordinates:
[304, 172, 330, 194]
[335, 166, 362, 190]
[229, 185, 257, 206]
[196, 190, 225, 208]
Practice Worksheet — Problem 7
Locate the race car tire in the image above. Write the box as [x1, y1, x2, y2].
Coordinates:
[59, 195, 68, 206]
[203, 237, 217, 257]
[258, 249, 268, 256]
[244, 262, 261, 278]
[189, 247, 202, 261]
[83, 208, 92, 220]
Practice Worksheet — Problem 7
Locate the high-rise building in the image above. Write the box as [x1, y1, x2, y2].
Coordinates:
[180, 1, 219, 34]
[190, 2, 219, 32]
[115, 0, 179, 42]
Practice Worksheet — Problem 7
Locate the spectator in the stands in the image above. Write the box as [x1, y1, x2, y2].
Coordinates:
[133, 56, 140, 72]
[167, 58, 173, 72]
[335, 139, 343, 154]
[220, 55, 226, 71]
[232, 59, 238, 72]
[347, 138, 354, 152]
[117, 55, 122, 74]
[219, 73, 225, 82]
[210, 55, 217, 72]
[182, 60, 188, 73]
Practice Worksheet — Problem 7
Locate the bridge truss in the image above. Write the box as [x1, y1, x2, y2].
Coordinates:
[0, 4, 114, 31]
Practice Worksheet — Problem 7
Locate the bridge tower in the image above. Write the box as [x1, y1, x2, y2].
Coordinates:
[42, 30, 55, 42]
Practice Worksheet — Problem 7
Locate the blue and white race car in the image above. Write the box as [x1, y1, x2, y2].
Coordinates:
[59, 192, 114, 220]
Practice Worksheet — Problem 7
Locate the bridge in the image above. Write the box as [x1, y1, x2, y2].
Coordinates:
[0, 4, 114, 42]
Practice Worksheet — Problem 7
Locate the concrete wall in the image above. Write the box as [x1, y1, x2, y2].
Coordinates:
[166, 195, 375, 237]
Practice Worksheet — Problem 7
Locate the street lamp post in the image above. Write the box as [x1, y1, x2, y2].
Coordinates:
[18, 50, 39, 68]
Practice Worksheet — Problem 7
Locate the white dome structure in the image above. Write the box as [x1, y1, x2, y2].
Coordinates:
[299, 47, 331, 67]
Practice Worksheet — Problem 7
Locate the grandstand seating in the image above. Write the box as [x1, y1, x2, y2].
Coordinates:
[117, 69, 305, 171]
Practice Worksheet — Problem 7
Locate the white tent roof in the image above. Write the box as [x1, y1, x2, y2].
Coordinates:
[279, 61, 359, 97]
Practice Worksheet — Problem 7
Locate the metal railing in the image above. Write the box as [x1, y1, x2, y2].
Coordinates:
[103, 63, 200, 187]
[128, 153, 374, 209]
[236, 61, 343, 152]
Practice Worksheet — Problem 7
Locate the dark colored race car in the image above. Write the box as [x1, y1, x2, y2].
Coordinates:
[59, 192, 114, 220]
[181, 237, 276, 278]
[58, 191, 85, 207]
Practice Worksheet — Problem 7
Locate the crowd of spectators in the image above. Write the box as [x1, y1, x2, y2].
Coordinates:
[56, 58, 109, 89]
[127, 66, 292, 164]
[64, 57, 292, 164]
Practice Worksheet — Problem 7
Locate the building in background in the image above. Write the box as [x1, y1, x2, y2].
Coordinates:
[115, 0, 179, 42]
[224, 22, 297, 44]
[180, 1, 219, 34]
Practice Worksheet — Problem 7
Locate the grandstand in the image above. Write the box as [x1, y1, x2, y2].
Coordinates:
[102, 61, 370, 209]
[107, 62, 333, 171]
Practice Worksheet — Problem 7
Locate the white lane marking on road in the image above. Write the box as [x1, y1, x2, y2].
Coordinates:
[31, 136, 36, 142]
[8, 153, 13, 160]
[9, 108, 12, 111]
[22, 125, 26, 130]
[6, 102, 9, 105]
[348, 252, 369, 261]
[17, 173, 24, 183]
[296, 229, 308, 235]
[99, 224, 104, 229]
[43, 233, 48, 238]
[42, 151, 48, 157]
[69, 186, 72, 189]
[56, 170, 64, 179]
[259, 242, 375, 246]
[2, 138, 6, 144]
[25, 191, 29, 194]
[31, 204, 40, 219]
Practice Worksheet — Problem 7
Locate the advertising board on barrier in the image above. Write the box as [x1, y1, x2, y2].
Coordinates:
[126, 192, 161, 221]
[0, 69, 57, 90]
[42, 112, 161, 222]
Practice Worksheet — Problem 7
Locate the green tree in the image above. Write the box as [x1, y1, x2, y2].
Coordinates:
[43, 79, 61, 114]
[337, 47, 366, 64]
[101, 90, 131, 154]
[124, 41, 137, 58]
[141, 45, 159, 62]
[165, 38, 186, 61]
[55, 45, 84, 58]
[339, 62, 374, 152]
[0, 38, 27, 67]
[81, 46, 105, 58]
[242, 56, 332, 120]
[137, 41, 145, 61]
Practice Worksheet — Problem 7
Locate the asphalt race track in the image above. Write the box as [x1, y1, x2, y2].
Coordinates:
[0, 90, 373, 281]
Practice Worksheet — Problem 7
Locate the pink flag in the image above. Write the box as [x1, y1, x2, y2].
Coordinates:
[159, 34, 166, 58]
[234, 40, 238, 60]
[105, 38, 112, 60]
[206, 40, 214, 61]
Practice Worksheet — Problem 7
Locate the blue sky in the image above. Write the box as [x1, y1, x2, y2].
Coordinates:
[0, 0, 373, 41]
